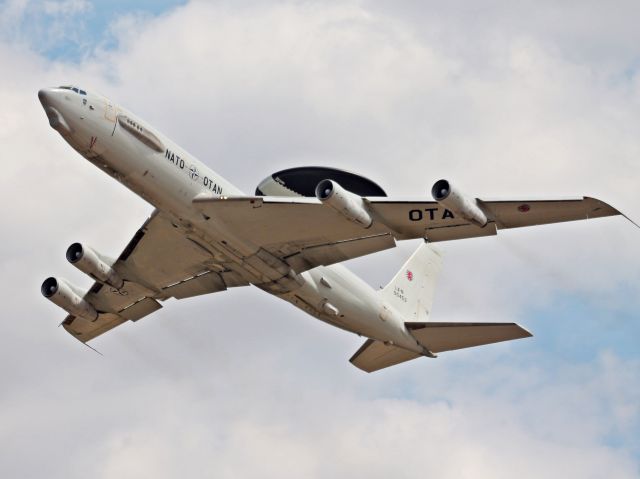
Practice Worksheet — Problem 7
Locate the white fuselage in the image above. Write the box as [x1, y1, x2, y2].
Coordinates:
[38, 86, 423, 354]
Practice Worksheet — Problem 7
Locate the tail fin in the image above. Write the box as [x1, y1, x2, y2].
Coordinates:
[379, 242, 442, 322]
[351, 244, 534, 373]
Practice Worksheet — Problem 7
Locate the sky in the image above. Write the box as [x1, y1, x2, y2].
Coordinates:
[1, 0, 639, 477]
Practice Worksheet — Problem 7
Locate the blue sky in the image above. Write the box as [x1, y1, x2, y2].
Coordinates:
[3, 0, 186, 61]
[527, 292, 640, 361]
[1, 1, 639, 477]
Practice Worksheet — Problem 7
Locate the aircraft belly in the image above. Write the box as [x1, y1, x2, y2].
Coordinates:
[276, 265, 413, 347]
[161, 217, 307, 291]
[78, 120, 412, 346]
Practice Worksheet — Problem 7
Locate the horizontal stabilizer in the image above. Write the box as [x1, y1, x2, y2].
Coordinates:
[407, 322, 532, 353]
[350, 339, 422, 373]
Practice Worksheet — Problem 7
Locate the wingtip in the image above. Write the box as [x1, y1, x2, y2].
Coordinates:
[583, 197, 640, 229]
[350, 362, 373, 373]
[65, 327, 104, 355]
[621, 213, 640, 229]
[516, 323, 534, 338]
[80, 340, 103, 356]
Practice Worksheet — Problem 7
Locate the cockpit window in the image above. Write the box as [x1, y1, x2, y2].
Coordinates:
[58, 85, 87, 95]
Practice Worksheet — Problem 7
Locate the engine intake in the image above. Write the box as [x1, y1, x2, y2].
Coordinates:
[431, 179, 488, 227]
[315, 179, 373, 228]
[41, 277, 98, 321]
[66, 243, 124, 290]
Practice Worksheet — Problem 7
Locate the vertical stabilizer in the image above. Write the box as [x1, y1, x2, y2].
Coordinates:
[379, 242, 442, 322]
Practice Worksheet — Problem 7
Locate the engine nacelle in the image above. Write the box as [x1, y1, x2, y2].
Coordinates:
[40, 277, 98, 321]
[315, 179, 373, 228]
[66, 243, 124, 290]
[431, 179, 488, 227]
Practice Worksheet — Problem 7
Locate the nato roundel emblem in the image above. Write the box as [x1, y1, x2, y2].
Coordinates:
[518, 204, 531, 213]
[406, 270, 413, 281]
[189, 165, 199, 181]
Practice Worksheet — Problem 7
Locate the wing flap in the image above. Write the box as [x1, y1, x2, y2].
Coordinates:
[407, 322, 532, 353]
[425, 222, 498, 242]
[349, 339, 422, 373]
[119, 297, 162, 322]
[161, 271, 227, 299]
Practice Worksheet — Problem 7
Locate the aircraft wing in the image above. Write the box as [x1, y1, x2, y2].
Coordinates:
[62, 210, 249, 342]
[193, 195, 623, 272]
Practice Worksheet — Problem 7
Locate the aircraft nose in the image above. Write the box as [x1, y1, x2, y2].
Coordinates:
[38, 87, 72, 134]
[38, 88, 55, 107]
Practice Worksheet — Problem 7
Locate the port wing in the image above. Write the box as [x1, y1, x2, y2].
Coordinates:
[61, 210, 249, 342]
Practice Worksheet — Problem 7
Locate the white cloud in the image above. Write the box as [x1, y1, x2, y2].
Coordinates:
[0, 1, 639, 477]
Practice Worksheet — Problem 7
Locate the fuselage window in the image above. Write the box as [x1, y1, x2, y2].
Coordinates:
[126, 118, 144, 132]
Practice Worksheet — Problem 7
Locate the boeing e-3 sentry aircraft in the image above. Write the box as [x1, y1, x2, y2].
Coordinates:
[38, 85, 625, 372]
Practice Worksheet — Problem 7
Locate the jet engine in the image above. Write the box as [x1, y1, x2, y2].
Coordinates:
[66, 243, 124, 290]
[431, 179, 488, 227]
[40, 277, 98, 321]
[315, 179, 373, 228]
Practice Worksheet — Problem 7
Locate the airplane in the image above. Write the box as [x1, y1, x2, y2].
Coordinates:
[38, 84, 629, 372]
